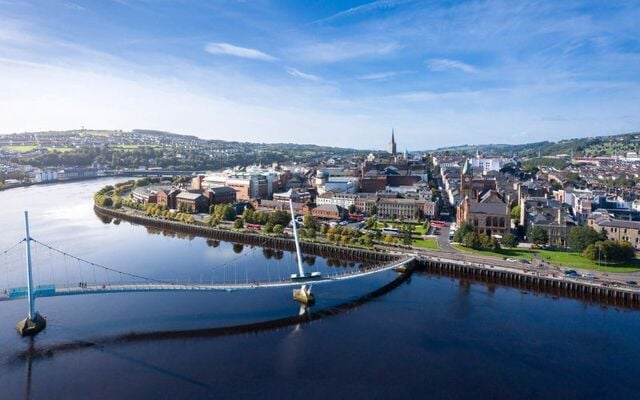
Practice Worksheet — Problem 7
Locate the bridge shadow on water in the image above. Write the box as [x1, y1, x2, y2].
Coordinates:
[10, 266, 414, 364]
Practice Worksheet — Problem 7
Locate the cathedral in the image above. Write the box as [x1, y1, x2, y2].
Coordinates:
[388, 129, 397, 156]
[456, 159, 510, 237]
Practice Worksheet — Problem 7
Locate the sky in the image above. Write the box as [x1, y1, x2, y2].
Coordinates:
[0, 0, 639, 150]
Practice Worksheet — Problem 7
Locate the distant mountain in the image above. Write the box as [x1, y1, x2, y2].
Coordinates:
[431, 131, 640, 157]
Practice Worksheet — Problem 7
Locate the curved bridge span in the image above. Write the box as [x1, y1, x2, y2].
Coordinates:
[2, 257, 414, 302]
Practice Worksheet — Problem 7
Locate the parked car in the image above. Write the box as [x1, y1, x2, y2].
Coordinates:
[564, 270, 578, 276]
[626, 280, 638, 286]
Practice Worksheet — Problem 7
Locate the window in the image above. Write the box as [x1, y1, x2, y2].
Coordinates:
[486, 216, 491, 226]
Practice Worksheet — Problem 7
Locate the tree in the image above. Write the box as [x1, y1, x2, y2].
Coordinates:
[568, 226, 606, 252]
[510, 205, 521, 220]
[501, 232, 518, 248]
[305, 227, 316, 239]
[370, 204, 378, 216]
[221, 205, 236, 221]
[303, 213, 318, 231]
[481, 235, 501, 251]
[401, 223, 413, 245]
[462, 232, 482, 249]
[272, 224, 284, 235]
[348, 204, 356, 214]
[263, 222, 274, 234]
[582, 240, 635, 263]
[413, 208, 423, 222]
[269, 210, 291, 226]
[233, 219, 244, 229]
[527, 226, 548, 245]
[453, 222, 474, 243]
[365, 216, 377, 230]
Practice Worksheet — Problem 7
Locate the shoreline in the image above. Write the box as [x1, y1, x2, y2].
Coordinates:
[94, 204, 640, 308]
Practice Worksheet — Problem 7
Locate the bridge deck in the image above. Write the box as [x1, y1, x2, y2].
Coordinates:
[1, 257, 414, 301]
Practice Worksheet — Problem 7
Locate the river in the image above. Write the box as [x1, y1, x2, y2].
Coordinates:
[0, 178, 638, 399]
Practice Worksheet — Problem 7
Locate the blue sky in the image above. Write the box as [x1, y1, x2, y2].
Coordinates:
[0, 0, 638, 149]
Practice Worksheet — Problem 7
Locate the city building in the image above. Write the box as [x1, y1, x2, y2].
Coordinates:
[457, 160, 510, 237]
[207, 186, 237, 205]
[588, 213, 640, 249]
[176, 192, 209, 213]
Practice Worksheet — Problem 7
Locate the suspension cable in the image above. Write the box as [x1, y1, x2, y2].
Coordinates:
[0, 239, 25, 256]
[30, 238, 175, 285]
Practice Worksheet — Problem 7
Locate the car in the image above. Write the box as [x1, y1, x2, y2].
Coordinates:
[626, 280, 638, 286]
[564, 270, 578, 276]
[582, 273, 596, 279]
[505, 258, 518, 262]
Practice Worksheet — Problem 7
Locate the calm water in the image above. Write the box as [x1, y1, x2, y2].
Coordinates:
[0, 179, 639, 399]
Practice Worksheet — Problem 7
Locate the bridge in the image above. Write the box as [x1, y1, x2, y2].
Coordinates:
[1, 210, 414, 336]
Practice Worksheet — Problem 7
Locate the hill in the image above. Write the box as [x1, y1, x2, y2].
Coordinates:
[431, 131, 640, 157]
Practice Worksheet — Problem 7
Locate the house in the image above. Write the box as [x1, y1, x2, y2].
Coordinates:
[157, 188, 181, 209]
[311, 204, 346, 220]
[176, 192, 208, 213]
[522, 198, 575, 247]
[207, 186, 237, 205]
[588, 213, 640, 249]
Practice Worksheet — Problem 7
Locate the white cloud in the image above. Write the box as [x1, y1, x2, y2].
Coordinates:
[357, 71, 400, 81]
[314, 0, 411, 24]
[285, 67, 320, 81]
[295, 41, 401, 63]
[427, 58, 477, 73]
[205, 42, 276, 62]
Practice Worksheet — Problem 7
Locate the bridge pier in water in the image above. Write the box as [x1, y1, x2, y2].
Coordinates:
[16, 211, 46, 337]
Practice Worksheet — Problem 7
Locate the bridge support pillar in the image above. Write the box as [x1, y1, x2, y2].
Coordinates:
[17, 211, 46, 337]
[293, 285, 315, 306]
[16, 313, 46, 336]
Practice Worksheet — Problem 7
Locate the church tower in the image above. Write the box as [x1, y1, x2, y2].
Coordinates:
[388, 129, 397, 156]
[460, 158, 473, 200]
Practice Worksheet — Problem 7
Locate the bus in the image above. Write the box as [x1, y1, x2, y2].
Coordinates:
[348, 213, 364, 222]
[381, 227, 399, 236]
[431, 220, 448, 228]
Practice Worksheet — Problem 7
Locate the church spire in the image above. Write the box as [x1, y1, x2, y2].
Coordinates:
[388, 128, 397, 156]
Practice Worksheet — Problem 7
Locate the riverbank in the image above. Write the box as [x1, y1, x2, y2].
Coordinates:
[0, 175, 112, 192]
[451, 243, 640, 273]
[94, 204, 640, 308]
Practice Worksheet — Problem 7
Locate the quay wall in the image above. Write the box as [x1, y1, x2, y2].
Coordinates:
[418, 256, 640, 309]
[94, 205, 640, 308]
[94, 205, 396, 263]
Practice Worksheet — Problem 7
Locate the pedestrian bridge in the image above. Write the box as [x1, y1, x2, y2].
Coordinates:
[1, 256, 414, 302]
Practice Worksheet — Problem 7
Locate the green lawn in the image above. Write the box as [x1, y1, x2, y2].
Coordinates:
[413, 239, 440, 249]
[4, 145, 74, 153]
[374, 221, 428, 234]
[452, 244, 640, 273]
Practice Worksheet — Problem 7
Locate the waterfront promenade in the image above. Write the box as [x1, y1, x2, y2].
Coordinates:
[94, 205, 640, 307]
